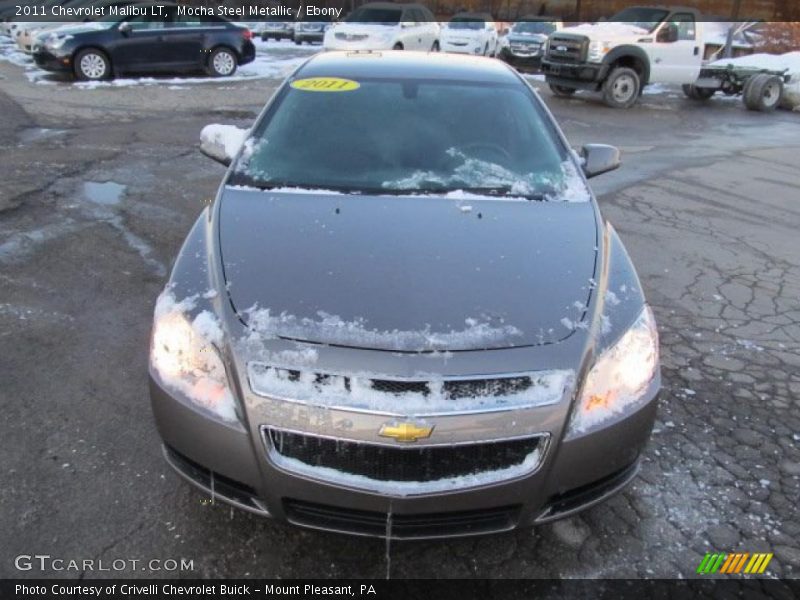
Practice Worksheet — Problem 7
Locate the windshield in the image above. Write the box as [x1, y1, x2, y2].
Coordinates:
[512, 21, 555, 35]
[610, 8, 669, 32]
[345, 8, 401, 24]
[230, 79, 570, 198]
[448, 19, 485, 30]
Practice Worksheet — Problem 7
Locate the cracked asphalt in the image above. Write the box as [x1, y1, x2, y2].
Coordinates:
[0, 54, 798, 580]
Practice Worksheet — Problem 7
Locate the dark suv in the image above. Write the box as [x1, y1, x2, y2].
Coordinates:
[32, 2, 255, 80]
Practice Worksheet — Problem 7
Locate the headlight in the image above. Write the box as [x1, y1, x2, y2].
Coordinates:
[150, 304, 238, 423]
[566, 306, 659, 438]
[46, 34, 72, 50]
[588, 40, 611, 62]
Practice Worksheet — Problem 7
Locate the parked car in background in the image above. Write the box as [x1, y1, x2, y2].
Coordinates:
[32, 2, 255, 81]
[323, 2, 439, 52]
[294, 15, 333, 45]
[260, 17, 294, 42]
[497, 17, 561, 71]
[17, 0, 136, 53]
[440, 12, 497, 56]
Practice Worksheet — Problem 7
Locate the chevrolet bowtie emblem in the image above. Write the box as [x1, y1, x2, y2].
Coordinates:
[378, 420, 434, 443]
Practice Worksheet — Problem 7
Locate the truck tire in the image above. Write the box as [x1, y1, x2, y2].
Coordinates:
[743, 74, 783, 112]
[682, 84, 715, 100]
[549, 84, 576, 97]
[602, 67, 640, 109]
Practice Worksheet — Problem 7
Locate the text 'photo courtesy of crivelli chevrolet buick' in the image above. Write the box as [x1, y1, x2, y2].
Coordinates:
[148, 50, 661, 539]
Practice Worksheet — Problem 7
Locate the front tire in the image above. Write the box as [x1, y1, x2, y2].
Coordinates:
[744, 73, 783, 112]
[207, 47, 237, 77]
[393, 42, 404, 51]
[602, 67, 641, 109]
[549, 83, 576, 97]
[74, 48, 110, 81]
[431, 40, 439, 52]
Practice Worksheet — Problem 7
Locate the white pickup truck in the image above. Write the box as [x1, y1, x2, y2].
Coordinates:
[541, 6, 751, 108]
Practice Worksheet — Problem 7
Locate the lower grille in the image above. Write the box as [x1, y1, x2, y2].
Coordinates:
[163, 445, 268, 515]
[536, 460, 639, 522]
[284, 499, 521, 539]
[266, 428, 544, 484]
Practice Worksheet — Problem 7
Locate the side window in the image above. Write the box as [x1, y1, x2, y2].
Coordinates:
[672, 13, 695, 40]
[126, 14, 165, 31]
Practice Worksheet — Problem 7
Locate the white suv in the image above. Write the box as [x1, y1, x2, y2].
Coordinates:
[440, 12, 497, 56]
[323, 2, 440, 52]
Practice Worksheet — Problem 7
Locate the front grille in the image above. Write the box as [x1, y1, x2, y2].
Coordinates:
[284, 499, 521, 538]
[335, 33, 367, 41]
[545, 34, 588, 62]
[266, 428, 543, 482]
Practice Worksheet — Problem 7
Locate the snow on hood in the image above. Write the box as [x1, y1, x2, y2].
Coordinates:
[564, 22, 648, 37]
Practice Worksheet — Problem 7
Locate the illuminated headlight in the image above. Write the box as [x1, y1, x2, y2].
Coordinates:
[588, 40, 611, 62]
[150, 308, 238, 422]
[566, 306, 659, 438]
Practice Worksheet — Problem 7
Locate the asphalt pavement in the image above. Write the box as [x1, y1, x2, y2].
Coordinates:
[0, 50, 798, 580]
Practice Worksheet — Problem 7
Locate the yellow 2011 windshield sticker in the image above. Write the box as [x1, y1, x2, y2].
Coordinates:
[290, 77, 360, 92]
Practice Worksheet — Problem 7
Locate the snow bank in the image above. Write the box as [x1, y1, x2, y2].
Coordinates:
[709, 51, 800, 74]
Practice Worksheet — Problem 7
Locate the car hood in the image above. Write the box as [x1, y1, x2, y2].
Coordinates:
[219, 188, 598, 352]
[334, 23, 399, 35]
[507, 32, 548, 43]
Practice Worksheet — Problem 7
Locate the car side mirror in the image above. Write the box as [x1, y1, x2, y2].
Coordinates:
[580, 144, 621, 178]
[199, 124, 248, 167]
[657, 22, 678, 43]
[118, 22, 132, 35]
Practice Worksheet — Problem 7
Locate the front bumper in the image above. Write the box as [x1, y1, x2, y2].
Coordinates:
[261, 29, 293, 40]
[294, 31, 324, 43]
[541, 59, 609, 90]
[32, 47, 72, 73]
[239, 40, 256, 65]
[498, 47, 544, 71]
[150, 368, 658, 539]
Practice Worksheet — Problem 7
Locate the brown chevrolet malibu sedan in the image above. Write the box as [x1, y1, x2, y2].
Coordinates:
[149, 50, 660, 539]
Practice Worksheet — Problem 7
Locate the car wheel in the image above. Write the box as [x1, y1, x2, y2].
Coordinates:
[602, 67, 640, 109]
[549, 83, 577, 97]
[743, 73, 783, 112]
[431, 41, 439, 52]
[261, 33, 269, 42]
[207, 47, 237, 77]
[295, 39, 301, 45]
[74, 48, 110, 81]
[682, 83, 715, 100]
[393, 42, 404, 50]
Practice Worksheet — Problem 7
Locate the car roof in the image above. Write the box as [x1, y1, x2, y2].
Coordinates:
[451, 12, 494, 21]
[517, 15, 560, 21]
[295, 51, 522, 85]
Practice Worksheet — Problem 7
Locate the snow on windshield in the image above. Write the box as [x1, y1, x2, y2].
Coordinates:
[382, 155, 591, 202]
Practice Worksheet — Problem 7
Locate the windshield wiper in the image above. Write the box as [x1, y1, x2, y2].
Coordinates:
[448, 186, 548, 201]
